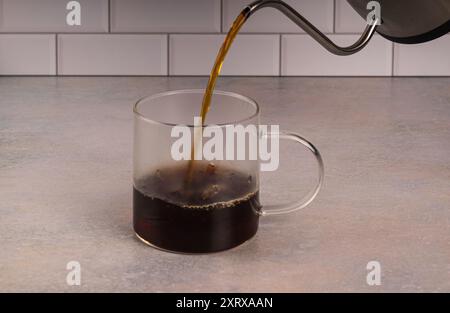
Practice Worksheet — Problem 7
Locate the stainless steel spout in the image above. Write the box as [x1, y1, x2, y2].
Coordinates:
[244, 0, 379, 56]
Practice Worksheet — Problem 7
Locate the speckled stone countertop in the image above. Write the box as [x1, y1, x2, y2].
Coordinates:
[1, 77, 449, 292]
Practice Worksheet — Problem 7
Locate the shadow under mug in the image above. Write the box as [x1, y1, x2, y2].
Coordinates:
[133, 89, 324, 253]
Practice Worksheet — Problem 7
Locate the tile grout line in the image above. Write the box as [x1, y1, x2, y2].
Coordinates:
[279, 34, 282, 76]
[333, 0, 336, 33]
[220, 0, 224, 33]
[391, 43, 395, 77]
[108, 0, 111, 33]
[0, 32, 370, 36]
[167, 34, 170, 76]
[55, 34, 58, 75]
[0, 32, 363, 35]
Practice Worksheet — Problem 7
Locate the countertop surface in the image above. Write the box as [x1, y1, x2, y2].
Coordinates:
[1, 77, 449, 292]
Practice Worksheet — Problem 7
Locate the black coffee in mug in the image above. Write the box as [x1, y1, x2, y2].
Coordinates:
[133, 161, 260, 253]
[133, 90, 323, 254]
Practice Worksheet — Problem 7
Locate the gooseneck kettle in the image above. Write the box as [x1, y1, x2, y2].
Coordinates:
[244, 0, 450, 55]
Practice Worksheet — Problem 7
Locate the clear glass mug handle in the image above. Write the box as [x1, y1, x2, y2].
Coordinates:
[259, 131, 324, 216]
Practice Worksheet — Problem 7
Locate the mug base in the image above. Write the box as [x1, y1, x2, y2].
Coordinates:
[134, 231, 258, 255]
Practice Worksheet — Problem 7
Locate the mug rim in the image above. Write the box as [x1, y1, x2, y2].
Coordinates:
[133, 89, 260, 127]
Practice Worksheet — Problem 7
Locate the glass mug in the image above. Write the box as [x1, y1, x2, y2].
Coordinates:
[133, 90, 324, 253]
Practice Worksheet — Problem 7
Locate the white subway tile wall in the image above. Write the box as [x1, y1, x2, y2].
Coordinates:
[110, 0, 221, 33]
[222, 0, 334, 33]
[0, 0, 448, 76]
[335, 0, 366, 33]
[393, 35, 450, 76]
[282, 34, 392, 76]
[0, 0, 109, 33]
[170, 34, 279, 75]
[0, 34, 56, 75]
[58, 35, 167, 75]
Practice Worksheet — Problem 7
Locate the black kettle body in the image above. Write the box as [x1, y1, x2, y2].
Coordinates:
[347, 0, 450, 44]
[245, 0, 449, 55]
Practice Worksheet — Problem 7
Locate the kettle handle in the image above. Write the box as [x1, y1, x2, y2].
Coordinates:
[244, 0, 379, 56]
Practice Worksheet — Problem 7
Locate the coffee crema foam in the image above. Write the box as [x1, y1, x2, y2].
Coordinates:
[136, 190, 259, 210]
[135, 161, 258, 210]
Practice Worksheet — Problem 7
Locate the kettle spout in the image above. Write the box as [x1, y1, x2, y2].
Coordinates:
[244, 0, 379, 56]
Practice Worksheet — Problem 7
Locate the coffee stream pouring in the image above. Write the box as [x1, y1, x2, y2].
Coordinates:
[198, 0, 449, 183]
[244, 0, 450, 55]
[200, 0, 449, 126]
[133, 0, 448, 253]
